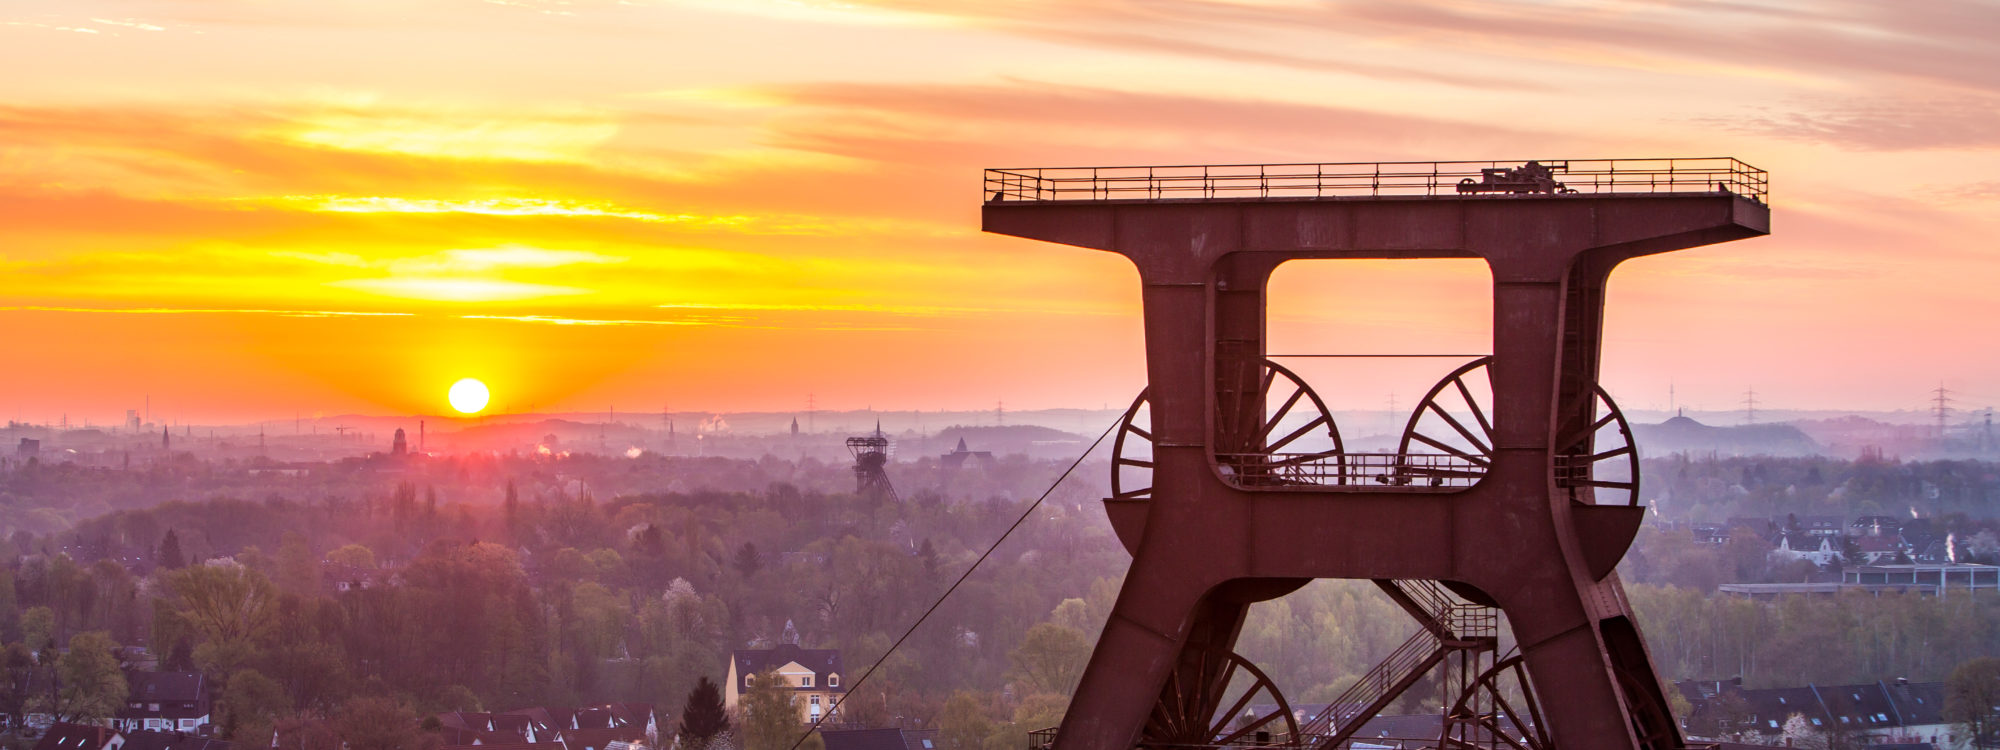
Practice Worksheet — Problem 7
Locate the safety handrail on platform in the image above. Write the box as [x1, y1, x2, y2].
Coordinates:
[1216, 452, 1485, 489]
[984, 157, 1766, 204]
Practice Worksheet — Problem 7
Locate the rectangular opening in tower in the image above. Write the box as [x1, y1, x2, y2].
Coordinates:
[1264, 259, 1493, 456]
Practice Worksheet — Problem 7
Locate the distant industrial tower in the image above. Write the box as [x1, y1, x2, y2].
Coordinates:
[846, 422, 899, 502]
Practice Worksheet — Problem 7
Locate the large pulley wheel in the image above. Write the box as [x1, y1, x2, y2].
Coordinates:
[1142, 646, 1300, 748]
[1111, 359, 1344, 498]
[1439, 653, 1550, 750]
[1397, 357, 1639, 503]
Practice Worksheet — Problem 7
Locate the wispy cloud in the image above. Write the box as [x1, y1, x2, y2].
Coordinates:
[0, 306, 411, 318]
[460, 314, 694, 326]
[1707, 96, 2000, 151]
[326, 278, 592, 302]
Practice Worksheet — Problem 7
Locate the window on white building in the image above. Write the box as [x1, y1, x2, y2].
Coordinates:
[801, 675, 812, 687]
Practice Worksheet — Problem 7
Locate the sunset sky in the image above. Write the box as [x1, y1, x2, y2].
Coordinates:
[5, 0, 1999, 424]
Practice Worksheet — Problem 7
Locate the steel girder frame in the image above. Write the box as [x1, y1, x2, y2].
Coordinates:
[983, 191, 1769, 750]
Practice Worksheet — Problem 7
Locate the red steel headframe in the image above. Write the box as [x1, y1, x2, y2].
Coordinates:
[983, 158, 1769, 750]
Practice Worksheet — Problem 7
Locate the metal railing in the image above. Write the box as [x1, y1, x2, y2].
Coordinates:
[1215, 453, 1485, 489]
[984, 158, 1766, 204]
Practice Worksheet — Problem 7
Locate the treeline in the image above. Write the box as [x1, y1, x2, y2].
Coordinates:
[1643, 453, 2000, 524]
[1629, 584, 2000, 687]
[0, 451, 1131, 746]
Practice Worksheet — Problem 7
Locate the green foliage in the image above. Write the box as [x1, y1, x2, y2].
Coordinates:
[51, 631, 126, 723]
[1948, 657, 2000, 749]
[740, 670, 804, 750]
[1630, 583, 2000, 687]
[222, 668, 290, 741]
[676, 676, 730, 747]
[335, 697, 435, 750]
[20, 608, 52, 653]
[938, 692, 993, 750]
[1005, 623, 1088, 696]
[0, 643, 36, 728]
[158, 528, 186, 570]
[167, 563, 279, 646]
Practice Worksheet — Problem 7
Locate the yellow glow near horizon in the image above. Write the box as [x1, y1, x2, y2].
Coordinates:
[448, 378, 490, 414]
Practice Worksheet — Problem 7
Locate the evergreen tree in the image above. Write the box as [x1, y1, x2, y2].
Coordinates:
[158, 529, 186, 570]
[734, 543, 762, 579]
[676, 676, 729, 748]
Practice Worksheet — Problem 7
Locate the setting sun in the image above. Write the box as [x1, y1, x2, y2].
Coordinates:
[448, 378, 490, 414]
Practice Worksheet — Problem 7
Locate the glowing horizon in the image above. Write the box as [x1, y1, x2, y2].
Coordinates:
[5, 1, 2000, 424]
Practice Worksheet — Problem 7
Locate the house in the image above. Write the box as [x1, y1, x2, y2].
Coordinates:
[114, 672, 211, 734]
[1691, 523, 1729, 545]
[1853, 515, 1904, 537]
[434, 704, 657, 749]
[726, 644, 846, 724]
[1676, 679, 1966, 748]
[937, 439, 993, 470]
[820, 727, 938, 750]
[322, 564, 383, 593]
[1853, 535, 1904, 564]
[1772, 533, 1836, 567]
[1795, 515, 1844, 538]
[118, 731, 233, 750]
[35, 724, 123, 750]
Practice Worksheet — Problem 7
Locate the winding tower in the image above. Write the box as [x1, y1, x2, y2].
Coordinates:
[983, 159, 1769, 750]
[848, 422, 900, 502]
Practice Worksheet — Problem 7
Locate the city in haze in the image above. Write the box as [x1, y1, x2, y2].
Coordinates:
[6, 3, 2000, 750]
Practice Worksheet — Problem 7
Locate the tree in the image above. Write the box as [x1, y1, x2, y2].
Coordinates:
[733, 543, 762, 579]
[335, 697, 436, 750]
[0, 643, 35, 730]
[221, 668, 290, 742]
[159, 529, 187, 571]
[938, 692, 993, 750]
[165, 564, 278, 676]
[1948, 657, 2000, 749]
[1006, 623, 1090, 696]
[50, 631, 127, 723]
[21, 607, 54, 656]
[276, 532, 318, 595]
[740, 670, 820, 750]
[676, 676, 729, 748]
[275, 717, 343, 750]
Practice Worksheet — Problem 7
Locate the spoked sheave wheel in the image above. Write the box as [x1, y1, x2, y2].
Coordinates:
[1615, 661, 1680, 750]
[1552, 381, 1641, 505]
[1215, 359, 1345, 487]
[1397, 357, 1639, 502]
[1440, 653, 1550, 750]
[1143, 646, 1300, 749]
[1112, 360, 1345, 498]
[1110, 389, 1155, 501]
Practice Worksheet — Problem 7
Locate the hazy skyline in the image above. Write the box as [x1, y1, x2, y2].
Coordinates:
[5, 0, 2000, 423]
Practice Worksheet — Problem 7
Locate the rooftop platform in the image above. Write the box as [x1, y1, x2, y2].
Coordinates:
[985, 157, 1766, 204]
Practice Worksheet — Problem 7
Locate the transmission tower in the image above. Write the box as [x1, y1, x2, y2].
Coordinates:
[1933, 384, 1954, 439]
[1742, 387, 1758, 424]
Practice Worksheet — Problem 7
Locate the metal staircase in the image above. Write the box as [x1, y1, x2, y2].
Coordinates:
[1295, 580, 1498, 750]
